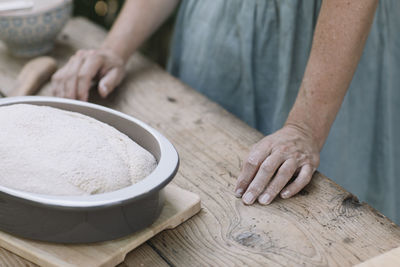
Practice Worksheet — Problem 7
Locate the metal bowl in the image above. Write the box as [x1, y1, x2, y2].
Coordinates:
[0, 96, 179, 243]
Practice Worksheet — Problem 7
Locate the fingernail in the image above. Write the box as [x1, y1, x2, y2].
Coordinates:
[235, 188, 244, 197]
[100, 84, 108, 94]
[243, 192, 254, 204]
[281, 190, 290, 199]
[259, 193, 272, 205]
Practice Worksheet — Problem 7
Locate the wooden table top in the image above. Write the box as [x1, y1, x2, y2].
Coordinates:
[0, 18, 399, 267]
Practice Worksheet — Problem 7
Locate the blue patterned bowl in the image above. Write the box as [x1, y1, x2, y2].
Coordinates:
[0, 0, 72, 57]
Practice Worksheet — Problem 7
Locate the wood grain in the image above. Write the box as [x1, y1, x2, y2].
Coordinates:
[0, 242, 167, 267]
[118, 244, 170, 267]
[0, 243, 164, 267]
[0, 17, 399, 266]
[0, 247, 37, 267]
[103, 58, 400, 266]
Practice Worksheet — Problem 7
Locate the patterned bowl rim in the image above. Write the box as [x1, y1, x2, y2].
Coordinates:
[0, 0, 72, 18]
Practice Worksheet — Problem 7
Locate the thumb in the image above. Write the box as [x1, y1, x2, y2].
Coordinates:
[98, 67, 125, 98]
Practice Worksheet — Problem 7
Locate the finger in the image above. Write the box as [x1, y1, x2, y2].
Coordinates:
[53, 75, 64, 97]
[64, 56, 84, 99]
[76, 53, 104, 101]
[50, 80, 59, 97]
[280, 164, 314, 199]
[258, 158, 297, 205]
[51, 64, 67, 82]
[54, 81, 65, 98]
[234, 144, 271, 197]
[51, 68, 66, 97]
[241, 152, 284, 205]
[98, 67, 124, 98]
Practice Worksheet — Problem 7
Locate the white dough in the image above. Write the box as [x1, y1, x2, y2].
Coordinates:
[0, 104, 157, 196]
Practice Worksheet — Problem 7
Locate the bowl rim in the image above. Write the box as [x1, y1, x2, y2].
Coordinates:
[0, 96, 179, 210]
[0, 0, 72, 18]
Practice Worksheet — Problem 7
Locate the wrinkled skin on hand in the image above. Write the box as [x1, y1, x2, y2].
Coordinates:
[234, 125, 320, 205]
[51, 49, 126, 101]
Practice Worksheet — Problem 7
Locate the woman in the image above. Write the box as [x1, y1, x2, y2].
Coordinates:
[52, 1, 400, 222]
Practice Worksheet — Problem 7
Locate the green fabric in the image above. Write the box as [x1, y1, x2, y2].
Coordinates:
[168, 0, 400, 224]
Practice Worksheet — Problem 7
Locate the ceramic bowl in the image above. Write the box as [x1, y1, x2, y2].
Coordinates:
[0, 0, 72, 57]
[0, 96, 179, 243]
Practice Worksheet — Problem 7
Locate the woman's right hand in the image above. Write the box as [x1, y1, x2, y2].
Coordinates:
[51, 49, 126, 101]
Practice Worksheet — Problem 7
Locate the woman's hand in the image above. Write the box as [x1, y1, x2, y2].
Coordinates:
[51, 49, 126, 101]
[234, 125, 320, 205]
[233, 0, 377, 206]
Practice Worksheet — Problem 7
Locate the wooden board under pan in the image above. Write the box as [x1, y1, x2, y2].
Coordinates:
[0, 185, 201, 267]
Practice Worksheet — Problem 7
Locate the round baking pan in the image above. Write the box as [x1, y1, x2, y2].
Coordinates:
[0, 96, 179, 243]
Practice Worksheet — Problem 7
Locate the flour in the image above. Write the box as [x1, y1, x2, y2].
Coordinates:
[0, 104, 157, 196]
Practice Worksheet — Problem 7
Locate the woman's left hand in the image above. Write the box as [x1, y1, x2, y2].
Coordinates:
[234, 124, 320, 205]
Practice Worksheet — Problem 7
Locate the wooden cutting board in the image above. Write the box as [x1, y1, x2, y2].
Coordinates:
[0, 185, 201, 267]
[356, 246, 400, 267]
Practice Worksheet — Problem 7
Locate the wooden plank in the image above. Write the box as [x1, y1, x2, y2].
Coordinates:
[0, 185, 200, 267]
[0, 241, 166, 267]
[0, 241, 165, 267]
[356, 246, 400, 267]
[1, 17, 400, 266]
[98, 58, 400, 266]
[118, 244, 170, 267]
[0, 247, 38, 267]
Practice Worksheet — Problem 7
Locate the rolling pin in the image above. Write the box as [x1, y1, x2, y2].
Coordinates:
[3, 57, 57, 97]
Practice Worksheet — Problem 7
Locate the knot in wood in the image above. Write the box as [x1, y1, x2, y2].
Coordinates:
[339, 194, 364, 218]
[234, 232, 261, 248]
[342, 194, 362, 208]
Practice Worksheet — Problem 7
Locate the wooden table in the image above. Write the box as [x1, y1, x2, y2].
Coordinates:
[0, 18, 400, 267]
